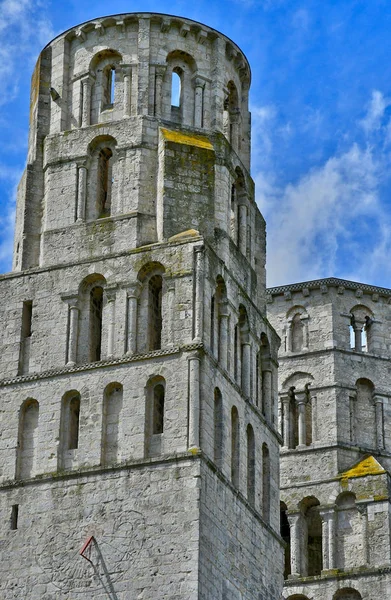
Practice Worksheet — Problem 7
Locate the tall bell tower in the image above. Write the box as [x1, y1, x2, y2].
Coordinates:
[0, 13, 283, 599]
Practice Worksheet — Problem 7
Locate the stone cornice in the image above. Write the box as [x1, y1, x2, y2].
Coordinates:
[0, 343, 203, 387]
[267, 277, 391, 299]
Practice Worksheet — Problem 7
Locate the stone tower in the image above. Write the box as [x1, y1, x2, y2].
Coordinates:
[0, 13, 283, 599]
[267, 278, 391, 600]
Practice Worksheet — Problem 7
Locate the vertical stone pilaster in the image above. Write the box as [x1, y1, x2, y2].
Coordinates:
[76, 160, 88, 221]
[281, 395, 291, 449]
[188, 352, 201, 451]
[193, 77, 205, 128]
[241, 341, 251, 398]
[122, 65, 132, 117]
[218, 303, 229, 371]
[193, 245, 205, 343]
[125, 282, 142, 355]
[238, 203, 248, 256]
[296, 391, 307, 447]
[349, 391, 356, 444]
[154, 65, 166, 117]
[105, 286, 117, 358]
[80, 75, 94, 127]
[374, 394, 385, 450]
[287, 511, 302, 578]
[62, 294, 79, 366]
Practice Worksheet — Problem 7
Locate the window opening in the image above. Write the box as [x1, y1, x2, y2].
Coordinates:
[18, 300, 33, 375]
[247, 424, 255, 506]
[280, 503, 291, 578]
[148, 274, 163, 351]
[171, 71, 181, 107]
[97, 148, 113, 218]
[11, 505, 19, 530]
[68, 395, 80, 450]
[214, 389, 223, 467]
[153, 384, 165, 434]
[262, 443, 270, 522]
[89, 286, 103, 362]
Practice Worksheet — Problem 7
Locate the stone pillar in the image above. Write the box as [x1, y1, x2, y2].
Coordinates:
[193, 246, 205, 343]
[311, 394, 318, 442]
[352, 318, 364, 351]
[349, 391, 356, 444]
[62, 295, 79, 366]
[125, 282, 141, 355]
[286, 320, 293, 352]
[281, 394, 291, 449]
[358, 504, 370, 565]
[154, 65, 166, 117]
[76, 161, 88, 221]
[218, 301, 229, 370]
[193, 77, 205, 128]
[230, 110, 240, 150]
[296, 391, 307, 447]
[374, 394, 385, 450]
[262, 367, 272, 422]
[105, 287, 117, 358]
[188, 352, 201, 451]
[328, 509, 337, 569]
[122, 65, 132, 117]
[80, 75, 93, 127]
[320, 512, 330, 570]
[238, 203, 248, 256]
[241, 340, 251, 398]
[287, 512, 302, 578]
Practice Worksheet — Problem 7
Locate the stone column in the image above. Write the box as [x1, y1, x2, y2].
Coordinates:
[193, 246, 205, 343]
[154, 65, 166, 117]
[62, 295, 79, 366]
[262, 367, 272, 422]
[218, 301, 229, 370]
[105, 287, 117, 358]
[238, 203, 248, 256]
[76, 160, 88, 221]
[193, 76, 205, 128]
[125, 282, 141, 355]
[281, 394, 291, 449]
[349, 391, 356, 444]
[301, 315, 309, 350]
[374, 394, 385, 450]
[164, 278, 176, 348]
[296, 391, 307, 447]
[122, 65, 132, 117]
[287, 512, 302, 578]
[188, 352, 201, 451]
[328, 509, 337, 569]
[352, 317, 364, 351]
[80, 75, 93, 127]
[230, 110, 240, 150]
[286, 320, 293, 352]
[241, 340, 251, 398]
[320, 511, 330, 570]
[358, 504, 370, 565]
[311, 394, 318, 443]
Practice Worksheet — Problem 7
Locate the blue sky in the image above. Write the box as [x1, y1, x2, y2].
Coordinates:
[1, 0, 391, 287]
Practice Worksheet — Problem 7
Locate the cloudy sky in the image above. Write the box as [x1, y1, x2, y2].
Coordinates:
[1, 0, 391, 287]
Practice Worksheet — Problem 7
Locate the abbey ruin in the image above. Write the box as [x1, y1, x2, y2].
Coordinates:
[0, 11, 389, 600]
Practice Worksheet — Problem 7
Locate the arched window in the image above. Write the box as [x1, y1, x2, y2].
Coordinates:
[333, 589, 362, 600]
[246, 424, 255, 506]
[89, 285, 103, 362]
[101, 383, 123, 466]
[286, 306, 308, 352]
[349, 305, 373, 352]
[145, 377, 166, 458]
[88, 49, 122, 124]
[97, 147, 113, 218]
[231, 406, 240, 487]
[262, 443, 270, 522]
[280, 502, 291, 579]
[223, 81, 241, 149]
[137, 263, 166, 354]
[300, 496, 322, 576]
[214, 388, 223, 468]
[148, 274, 163, 351]
[163, 51, 197, 125]
[16, 399, 39, 479]
[59, 391, 81, 471]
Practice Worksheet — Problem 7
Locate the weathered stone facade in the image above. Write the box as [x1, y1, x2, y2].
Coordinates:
[0, 13, 283, 600]
[267, 278, 391, 600]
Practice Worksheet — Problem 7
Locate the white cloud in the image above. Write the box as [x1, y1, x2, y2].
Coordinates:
[360, 90, 391, 134]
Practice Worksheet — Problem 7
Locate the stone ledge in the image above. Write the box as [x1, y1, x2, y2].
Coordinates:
[0, 343, 203, 387]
